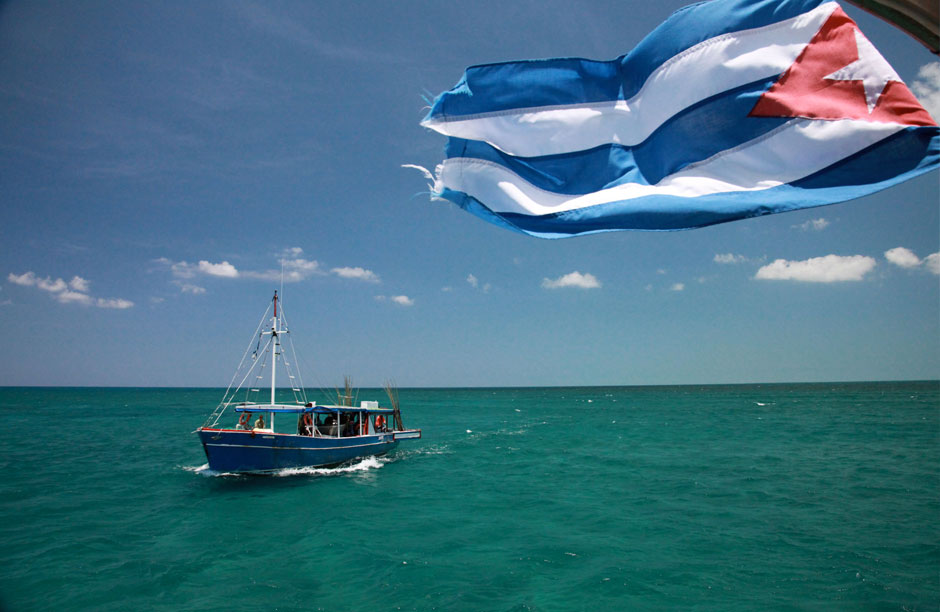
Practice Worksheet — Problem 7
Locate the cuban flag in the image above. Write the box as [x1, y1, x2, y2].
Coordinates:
[421, 0, 939, 238]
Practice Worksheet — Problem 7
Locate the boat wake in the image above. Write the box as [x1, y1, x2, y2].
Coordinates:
[273, 456, 386, 477]
[182, 463, 240, 478]
[182, 456, 388, 478]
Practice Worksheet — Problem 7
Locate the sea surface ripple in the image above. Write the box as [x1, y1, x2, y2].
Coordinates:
[0, 382, 936, 611]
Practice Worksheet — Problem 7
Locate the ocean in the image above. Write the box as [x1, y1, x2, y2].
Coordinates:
[0, 382, 936, 611]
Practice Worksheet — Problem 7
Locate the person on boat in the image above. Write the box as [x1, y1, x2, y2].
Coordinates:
[254, 414, 265, 430]
[297, 413, 312, 436]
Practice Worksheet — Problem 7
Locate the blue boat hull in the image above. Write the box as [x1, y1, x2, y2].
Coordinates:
[197, 428, 401, 473]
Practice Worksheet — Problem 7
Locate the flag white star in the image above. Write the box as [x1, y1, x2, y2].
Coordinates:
[824, 29, 902, 114]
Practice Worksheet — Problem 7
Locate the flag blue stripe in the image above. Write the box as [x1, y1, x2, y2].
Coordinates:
[425, 0, 828, 121]
[439, 127, 940, 237]
[631, 76, 786, 184]
[445, 75, 788, 195]
[791, 125, 939, 189]
[619, 0, 828, 97]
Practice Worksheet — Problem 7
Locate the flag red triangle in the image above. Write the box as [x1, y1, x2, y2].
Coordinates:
[750, 7, 936, 126]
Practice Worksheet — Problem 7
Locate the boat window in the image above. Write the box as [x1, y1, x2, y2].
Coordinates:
[315, 413, 337, 436]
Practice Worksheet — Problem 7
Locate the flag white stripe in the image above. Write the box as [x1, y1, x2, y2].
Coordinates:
[423, 2, 838, 157]
[435, 118, 905, 215]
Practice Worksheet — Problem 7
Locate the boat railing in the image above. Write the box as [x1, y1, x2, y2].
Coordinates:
[208, 404, 399, 437]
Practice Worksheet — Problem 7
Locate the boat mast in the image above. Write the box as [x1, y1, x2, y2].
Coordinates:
[270, 290, 278, 406]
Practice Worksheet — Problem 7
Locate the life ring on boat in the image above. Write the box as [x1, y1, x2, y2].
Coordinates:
[375, 415, 386, 431]
[302, 413, 313, 431]
[238, 412, 251, 428]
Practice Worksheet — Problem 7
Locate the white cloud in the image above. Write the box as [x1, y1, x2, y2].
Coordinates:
[69, 276, 90, 292]
[243, 257, 322, 282]
[884, 247, 940, 276]
[884, 246, 922, 269]
[376, 295, 414, 306]
[197, 260, 239, 278]
[464, 274, 490, 292]
[159, 255, 320, 283]
[6, 270, 133, 308]
[282, 258, 320, 280]
[670, 283, 685, 291]
[96, 298, 134, 309]
[911, 61, 940, 120]
[331, 266, 380, 283]
[179, 283, 207, 295]
[925, 253, 940, 275]
[7, 271, 37, 286]
[792, 218, 830, 231]
[542, 271, 601, 289]
[155, 257, 239, 279]
[154, 257, 198, 279]
[37, 277, 68, 293]
[714, 253, 747, 264]
[755, 255, 876, 282]
[56, 290, 93, 305]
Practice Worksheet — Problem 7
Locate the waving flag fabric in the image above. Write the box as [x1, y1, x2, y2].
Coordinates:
[421, 0, 938, 238]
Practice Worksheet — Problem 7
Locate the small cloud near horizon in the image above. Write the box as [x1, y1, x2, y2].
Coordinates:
[375, 294, 414, 306]
[331, 266, 380, 283]
[155, 257, 240, 280]
[792, 218, 830, 231]
[755, 254, 876, 282]
[927, 254, 940, 275]
[179, 283, 207, 294]
[466, 274, 491, 292]
[155, 248, 379, 288]
[884, 246, 921, 268]
[7, 271, 133, 308]
[542, 271, 601, 289]
[885, 246, 940, 274]
[714, 253, 747, 264]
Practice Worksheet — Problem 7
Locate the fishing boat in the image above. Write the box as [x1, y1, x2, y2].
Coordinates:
[195, 291, 421, 474]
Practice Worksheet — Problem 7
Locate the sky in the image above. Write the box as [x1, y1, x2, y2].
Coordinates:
[0, 0, 937, 388]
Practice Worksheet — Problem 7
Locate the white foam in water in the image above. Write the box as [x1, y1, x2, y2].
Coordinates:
[273, 455, 386, 478]
[181, 463, 239, 478]
[182, 456, 387, 478]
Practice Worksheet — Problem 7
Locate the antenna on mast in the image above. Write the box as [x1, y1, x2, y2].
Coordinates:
[279, 260, 285, 311]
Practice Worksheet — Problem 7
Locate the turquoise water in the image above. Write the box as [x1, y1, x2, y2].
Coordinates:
[0, 383, 937, 611]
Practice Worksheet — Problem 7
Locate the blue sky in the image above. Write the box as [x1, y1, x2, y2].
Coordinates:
[1, 0, 937, 387]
